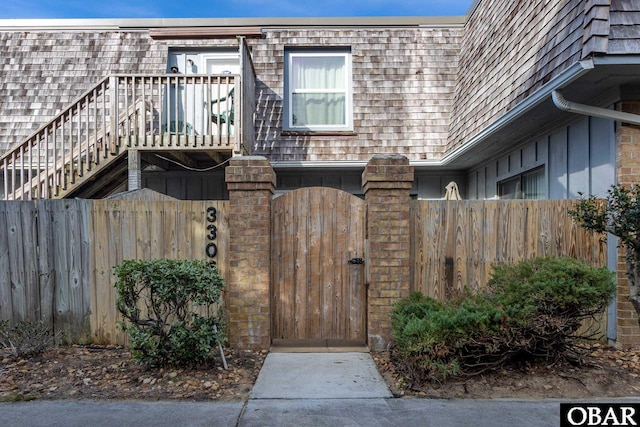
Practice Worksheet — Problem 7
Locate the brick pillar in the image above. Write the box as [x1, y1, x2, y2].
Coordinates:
[616, 100, 640, 348]
[362, 155, 414, 351]
[225, 156, 275, 350]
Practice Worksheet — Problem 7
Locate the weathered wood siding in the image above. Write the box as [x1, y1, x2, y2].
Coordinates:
[582, 0, 611, 57]
[411, 200, 608, 299]
[0, 199, 228, 345]
[448, 0, 587, 153]
[0, 31, 239, 155]
[0, 25, 463, 165]
[609, 0, 640, 53]
[251, 26, 463, 162]
[2, 5, 640, 170]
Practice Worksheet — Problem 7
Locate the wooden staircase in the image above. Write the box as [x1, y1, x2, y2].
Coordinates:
[1, 74, 242, 200]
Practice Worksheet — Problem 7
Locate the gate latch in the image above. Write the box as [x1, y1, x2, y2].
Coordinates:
[348, 257, 364, 265]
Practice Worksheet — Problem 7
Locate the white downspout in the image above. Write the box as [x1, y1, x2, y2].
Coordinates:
[552, 90, 640, 125]
[552, 89, 640, 346]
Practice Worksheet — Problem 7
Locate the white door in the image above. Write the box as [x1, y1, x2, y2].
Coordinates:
[165, 52, 240, 136]
[202, 54, 240, 136]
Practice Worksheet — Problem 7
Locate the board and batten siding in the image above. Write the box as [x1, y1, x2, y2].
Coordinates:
[466, 116, 616, 200]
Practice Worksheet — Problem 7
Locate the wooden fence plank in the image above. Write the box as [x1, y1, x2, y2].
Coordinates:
[426, 201, 446, 299]
[409, 200, 423, 295]
[6, 202, 29, 322]
[468, 201, 484, 292]
[0, 203, 13, 321]
[453, 202, 468, 297]
[37, 202, 55, 328]
[335, 190, 347, 339]
[271, 196, 285, 340]
[411, 200, 608, 302]
[21, 202, 40, 322]
[294, 190, 309, 339]
[308, 188, 323, 339]
[483, 201, 499, 283]
[51, 200, 70, 338]
[106, 199, 124, 344]
[120, 202, 138, 262]
[90, 200, 111, 343]
[163, 201, 178, 259]
[68, 200, 91, 342]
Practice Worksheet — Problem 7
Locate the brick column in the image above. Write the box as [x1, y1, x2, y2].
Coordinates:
[362, 155, 414, 351]
[225, 156, 275, 350]
[616, 100, 640, 348]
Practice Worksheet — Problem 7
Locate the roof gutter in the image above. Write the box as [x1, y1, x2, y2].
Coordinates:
[434, 59, 595, 167]
[0, 16, 466, 31]
[552, 90, 640, 126]
[274, 60, 599, 170]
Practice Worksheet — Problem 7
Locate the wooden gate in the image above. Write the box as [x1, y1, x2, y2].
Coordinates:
[271, 187, 366, 346]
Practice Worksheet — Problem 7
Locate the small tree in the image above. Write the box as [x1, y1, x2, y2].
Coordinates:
[569, 185, 640, 318]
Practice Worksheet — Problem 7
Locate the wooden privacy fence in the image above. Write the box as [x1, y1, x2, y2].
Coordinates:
[1, 197, 608, 345]
[0, 198, 228, 345]
[411, 200, 608, 300]
[0, 200, 90, 341]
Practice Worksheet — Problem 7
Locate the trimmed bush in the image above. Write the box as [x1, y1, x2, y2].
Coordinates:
[114, 259, 225, 368]
[391, 257, 615, 384]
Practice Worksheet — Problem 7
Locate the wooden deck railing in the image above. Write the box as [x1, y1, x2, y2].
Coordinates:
[1, 74, 242, 200]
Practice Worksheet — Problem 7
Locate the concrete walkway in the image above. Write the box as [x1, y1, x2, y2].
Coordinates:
[250, 352, 392, 399]
[2, 351, 639, 426]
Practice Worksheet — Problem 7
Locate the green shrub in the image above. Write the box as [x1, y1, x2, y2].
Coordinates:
[0, 320, 59, 357]
[114, 259, 225, 368]
[391, 257, 615, 385]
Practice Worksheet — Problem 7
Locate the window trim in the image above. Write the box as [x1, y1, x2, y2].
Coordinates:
[283, 48, 353, 132]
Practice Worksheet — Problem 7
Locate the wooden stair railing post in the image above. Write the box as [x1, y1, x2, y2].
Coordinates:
[127, 149, 141, 191]
[234, 77, 242, 156]
[109, 76, 118, 156]
[3, 157, 8, 200]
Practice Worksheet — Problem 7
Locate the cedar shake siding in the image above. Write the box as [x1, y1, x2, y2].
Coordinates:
[0, 31, 162, 154]
[609, 0, 640, 53]
[447, 0, 587, 154]
[0, 30, 238, 155]
[1, 1, 640, 162]
[251, 27, 462, 163]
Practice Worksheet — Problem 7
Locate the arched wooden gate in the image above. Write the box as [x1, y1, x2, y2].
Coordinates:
[271, 187, 366, 346]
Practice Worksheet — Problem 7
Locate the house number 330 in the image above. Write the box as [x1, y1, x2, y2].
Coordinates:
[206, 206, 218, 265]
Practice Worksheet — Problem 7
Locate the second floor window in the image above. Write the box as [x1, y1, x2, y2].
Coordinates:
[284, 49, 352, 131]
